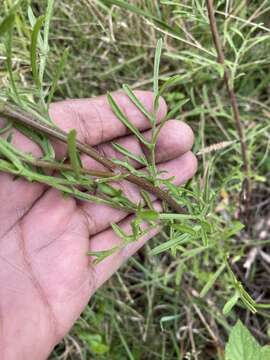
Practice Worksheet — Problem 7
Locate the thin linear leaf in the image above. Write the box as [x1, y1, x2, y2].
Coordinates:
[47, 47, 69, 104]
[153, 38, 163, 97]
[200, 263, 226, 297]
[223, 291, 239, 316]
[5, 30, 21, 104]
[67, 129, 81, 179]
[30, 15, 45, 89]
[122, 84, 154, 123]
[137, 209, 159, 221]
[107, 93, 150, 147]
[150, 234, 190, 255]
[112, 142, 147, 166]
[39, 0, 54, 82]
[88, 247, 119, 264]
[28, 6, 43, 49]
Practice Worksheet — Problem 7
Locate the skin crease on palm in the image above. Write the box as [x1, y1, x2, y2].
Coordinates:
[0, 91, 197, 360]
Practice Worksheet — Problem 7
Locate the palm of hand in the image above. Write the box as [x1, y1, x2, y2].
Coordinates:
[0, 91, 196, 359]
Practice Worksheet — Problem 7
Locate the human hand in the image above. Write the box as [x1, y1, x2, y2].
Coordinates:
[0, 91, 197, 359]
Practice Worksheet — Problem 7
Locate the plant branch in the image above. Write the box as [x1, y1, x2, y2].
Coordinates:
[0, 102, 184, 213]
[24, 158, 115, 178]
[206, 0, 250, 205]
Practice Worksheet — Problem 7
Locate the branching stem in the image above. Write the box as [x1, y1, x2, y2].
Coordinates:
[0, 102, 184, 213]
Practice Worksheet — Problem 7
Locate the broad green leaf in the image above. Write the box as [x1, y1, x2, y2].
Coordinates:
[225, 320, 265, 360]
[261, 347, 270, 360]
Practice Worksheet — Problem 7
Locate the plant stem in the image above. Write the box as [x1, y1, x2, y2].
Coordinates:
[24, 158, 114, 178]
[0, 102, 184, 213]
[206, 0, 251, 208]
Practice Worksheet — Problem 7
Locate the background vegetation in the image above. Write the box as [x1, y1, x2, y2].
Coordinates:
[0, 0, 270, 359]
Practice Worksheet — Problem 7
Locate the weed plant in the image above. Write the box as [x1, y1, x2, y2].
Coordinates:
[0, 1, 270, 359]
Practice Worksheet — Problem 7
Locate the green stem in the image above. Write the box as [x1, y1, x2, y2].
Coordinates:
[0, 102, 185, 213]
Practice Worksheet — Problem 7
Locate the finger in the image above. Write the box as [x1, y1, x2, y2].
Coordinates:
[0, 90, 166, 237]
[81, 119, 194, 171]
[80, 151, 197, 236]
[0, 118, 45, 238]
[89, 201, 162, 291]
[49, 90, 167, 158]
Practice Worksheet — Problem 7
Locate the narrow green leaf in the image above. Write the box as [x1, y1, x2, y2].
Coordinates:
[30, 15, 45, 89]
[0, 13, 15, 37]
[223, 292, 239, 315]
[153, 38, 163, 97]
[101, 0, 181, 38]
[122, 84, 154, 123]
[0, 120, 12, 135]
[107, 93, 150, 147]
[171, 224, 197, 236]
[200, 263, 226, 297]
[140, 190, 154, 210]
[150, 234, 190, 256]
[98, 183, 122, 197]
[137, 209, 159, 221]
[67, 129, 81, 179]
[112, 142, 147, 166]
[5, 29, 21, 103]
[47, 47, 69, 104]
[88, 247, 119, 264]
[111, 223, 128, 241]
[28, 6, 43, 48]
[39, 0, 54, 82]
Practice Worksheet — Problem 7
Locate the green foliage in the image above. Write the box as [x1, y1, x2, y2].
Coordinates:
[225, 321, 270, 360]
[78, 332, 109, 355]
[0, 0, 270, 359]
[67, 129, 81, 179]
